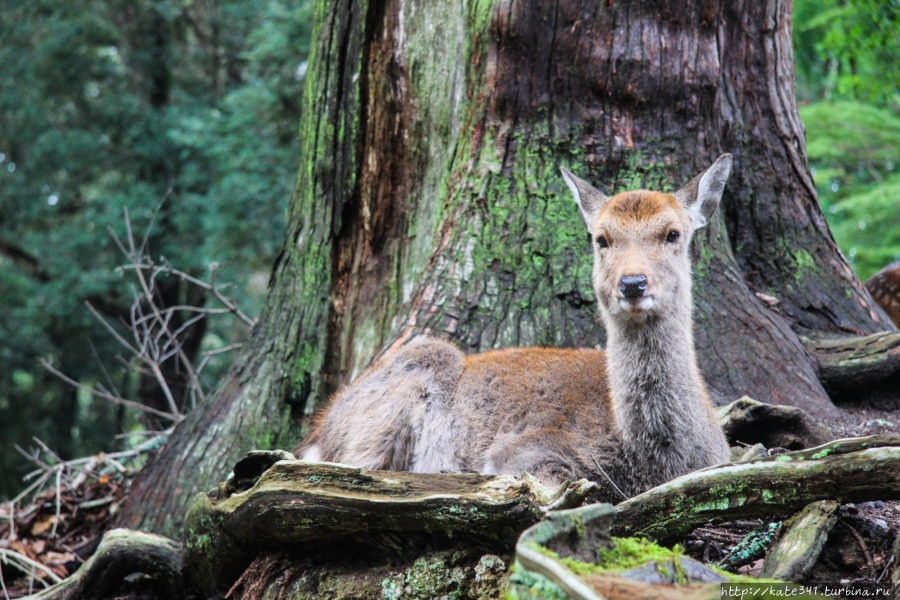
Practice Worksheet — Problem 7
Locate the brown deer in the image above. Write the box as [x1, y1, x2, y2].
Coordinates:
[865, 262, 900, 327]
[299, 155, 733, 500]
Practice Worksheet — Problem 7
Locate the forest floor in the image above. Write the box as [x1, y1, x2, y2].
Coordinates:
[1, 403, 898, 598]
[683, 402, 900, 597]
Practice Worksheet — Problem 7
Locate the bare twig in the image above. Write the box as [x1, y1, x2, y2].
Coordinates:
[590, 454, 628, 501]
[0, 548, 63, 585]
[118, 263, 254, 327]
[0, 560, 9, 600]
[7, 430, 173, 514]
[841, 520, 874, 569]
[196, 343, 243, 374]
[40, 358, 180, 423]
[50, 468, 62, 538]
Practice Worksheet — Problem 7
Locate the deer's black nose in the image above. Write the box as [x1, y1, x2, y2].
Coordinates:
[619, 275, 648, 298]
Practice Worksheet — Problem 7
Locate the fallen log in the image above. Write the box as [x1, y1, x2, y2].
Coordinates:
[612, 435, 900, 543]
[510, 504, 822, 600]
[718, 396, 833, 450]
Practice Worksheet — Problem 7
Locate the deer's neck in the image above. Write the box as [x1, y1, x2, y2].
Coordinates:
[604, 309, 712, 484]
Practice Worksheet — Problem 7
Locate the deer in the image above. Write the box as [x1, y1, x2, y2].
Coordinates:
[865, 262, 900, 328]
[299, 155, 734, 500]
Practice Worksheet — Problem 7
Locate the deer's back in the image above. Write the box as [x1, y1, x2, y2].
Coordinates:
[451, 347, 615, 472]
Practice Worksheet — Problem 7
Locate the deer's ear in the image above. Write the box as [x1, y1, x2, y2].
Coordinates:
[674, 154, 733, 229]
[560, 167, 609, 234]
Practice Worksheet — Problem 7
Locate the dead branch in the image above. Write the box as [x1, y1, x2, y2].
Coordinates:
[0, 548, 63, 587]
[5, 431, 171, 517]
[118, 262, 254, 328]
[761, 500, 839, 580]
[39, 358, 180, 423]
[612, 435, 900, 543]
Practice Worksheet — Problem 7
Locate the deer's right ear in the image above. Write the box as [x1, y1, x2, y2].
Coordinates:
[560, 166, 609, 234]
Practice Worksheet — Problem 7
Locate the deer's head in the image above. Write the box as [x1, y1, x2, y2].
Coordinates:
[561, 155, 732, 325]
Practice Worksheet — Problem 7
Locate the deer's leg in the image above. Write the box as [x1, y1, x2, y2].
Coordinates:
[480, 428, 581, 486]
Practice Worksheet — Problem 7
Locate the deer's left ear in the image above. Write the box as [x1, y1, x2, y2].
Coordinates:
[674, 154, 733, 229]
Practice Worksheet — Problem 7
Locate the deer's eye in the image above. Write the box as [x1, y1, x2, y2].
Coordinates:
[596, 236, 609, 249]
[665, 230, 680, 244]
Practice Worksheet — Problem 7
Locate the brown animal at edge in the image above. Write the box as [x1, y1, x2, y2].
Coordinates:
[299, 155, 734, 501]
[865, 262, 900, 328]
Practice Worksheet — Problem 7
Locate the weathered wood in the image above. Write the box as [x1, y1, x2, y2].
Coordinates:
[22, 529, 182, 600]
[182, 460, 598, 596]
[510, 504, 820, 600]
[512, 504, 615, 600]
[762, 500, 840, 581]
[612, 436, 900, 543]
[804, 331, 900, 398]
[718, 396, 833, 450]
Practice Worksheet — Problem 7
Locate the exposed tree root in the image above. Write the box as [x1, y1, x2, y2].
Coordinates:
[804, 331, 900, 400]
[612, 435, 900, 543]
[22, 528, 182, 600]
[182, 459, 597, 596]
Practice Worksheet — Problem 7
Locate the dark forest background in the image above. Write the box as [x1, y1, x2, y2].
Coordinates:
[0, 0, 897, 499]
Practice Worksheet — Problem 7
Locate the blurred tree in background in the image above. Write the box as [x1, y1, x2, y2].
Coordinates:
[794, 0, 900, 279]
[0, 0, 312, 497]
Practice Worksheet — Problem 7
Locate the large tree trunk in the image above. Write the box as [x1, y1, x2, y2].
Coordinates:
[116, 0, 894, 536]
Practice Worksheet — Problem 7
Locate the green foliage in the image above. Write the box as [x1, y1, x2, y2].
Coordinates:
[799, 101, 900, 279]
[794, 0, 900, 103]
[794, 1, 900, 281]
[0, 0, 313, 498]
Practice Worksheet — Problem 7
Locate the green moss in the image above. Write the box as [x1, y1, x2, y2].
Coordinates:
[527, 537, 688, 577]
[522, 535, 827, 598]
[381, 552, 472, 600]
[792, 248, 816, 280]
[506, 560, 568, 600]
[614, 150, 672, 192]
[596, 537, 685, 573]
[810, 448, 834, 459]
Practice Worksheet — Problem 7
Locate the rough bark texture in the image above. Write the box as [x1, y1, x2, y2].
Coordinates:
[761, 500, 840, 581]
[117, 0, 895, 535]
[804, 331, 900, 402]
[181, 458, 596, 596]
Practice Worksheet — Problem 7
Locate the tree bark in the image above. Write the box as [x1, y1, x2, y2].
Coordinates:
[117, 0, 895, 535]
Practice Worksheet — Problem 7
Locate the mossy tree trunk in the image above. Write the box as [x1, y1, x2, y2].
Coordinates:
[116, 0, 893, 536]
